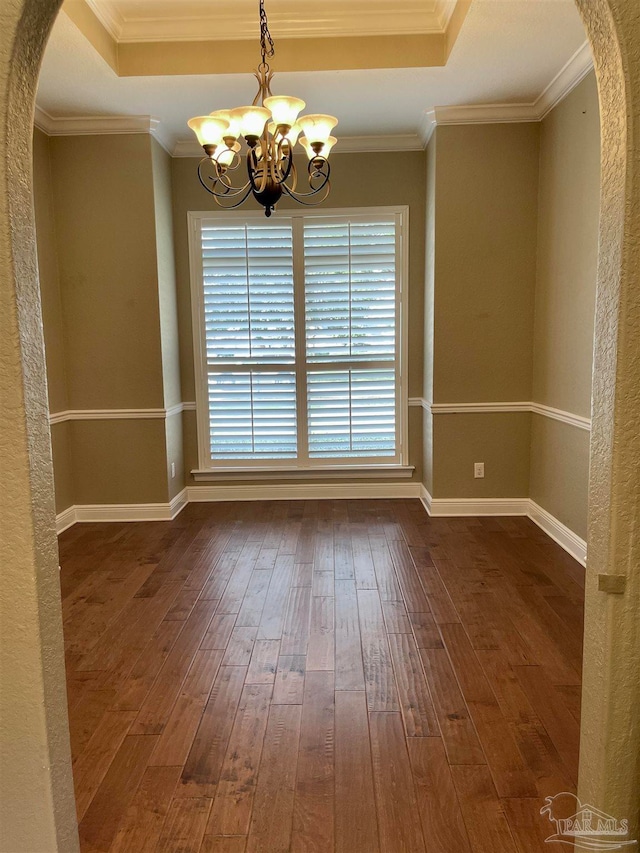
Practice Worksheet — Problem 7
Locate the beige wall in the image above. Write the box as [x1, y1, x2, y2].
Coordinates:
[33, 128, 74, 513]
[171, 150, 426, 485]
[49, 134, 164, 410]
[35, 96, 597, 529]
[151, 138, 185, 498]
[433, 123, 540, 403]
[422, 135, 436, 494]
[530, 72, 600, 536]
[33, 132, 186, 507]
[151, 138, 182, 410]
[427, 123, 540, 498]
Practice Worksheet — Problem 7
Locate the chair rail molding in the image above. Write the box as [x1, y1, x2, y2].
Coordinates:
[407, 398, 591, 430]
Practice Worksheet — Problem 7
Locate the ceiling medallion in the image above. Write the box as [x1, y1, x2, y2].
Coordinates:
[187, 0, 338, 217]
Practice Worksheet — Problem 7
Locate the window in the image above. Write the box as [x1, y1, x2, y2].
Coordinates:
[189, 207, 409, 476]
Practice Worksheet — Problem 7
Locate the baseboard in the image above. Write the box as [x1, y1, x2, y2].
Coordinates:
[55, 486, 586, 565]
[426, 495, 530, 517]
[419, 485, 432, 516]
[169, 488, 189, 518]
[528, 500, 587, 566]
[187, 483, 423, 502]
[56, 489, 189, 529]
[420, 489, 586, 565]
[55, 484, 420, 529]
[55, 506, 77, 534]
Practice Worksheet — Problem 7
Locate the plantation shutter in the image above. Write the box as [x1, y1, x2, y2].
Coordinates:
[194, 210, 403, 467]
[304, 218, 398, 458]
[201, 220, 298, 459]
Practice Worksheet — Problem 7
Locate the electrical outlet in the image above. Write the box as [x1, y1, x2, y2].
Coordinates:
[474, 462, 485, 479]
[171, 462, 176, 479]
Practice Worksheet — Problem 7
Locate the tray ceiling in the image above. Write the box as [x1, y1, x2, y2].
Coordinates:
[86, 0, 457, 42]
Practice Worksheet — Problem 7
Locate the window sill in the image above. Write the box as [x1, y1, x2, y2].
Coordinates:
[191, 464, 415, 482]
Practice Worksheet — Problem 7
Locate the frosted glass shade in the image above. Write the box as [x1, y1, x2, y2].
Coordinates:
[298, 114, 338, 144]
[230, 106, 272, 138]
[269, 121, 302, 146]
[209, 109, 241, 140]
[263, 96, 306, 127]
[214, 141, 241, 167]
[300, 135, 337, 160]
[188, 115, 230, 147]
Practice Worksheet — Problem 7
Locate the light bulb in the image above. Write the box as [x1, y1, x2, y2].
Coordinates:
[300, 135, 337, 160]
[230, 106, 272, 139]
[263, 96, 306, 128]
[209, 109, 241, 140]
[298, 114, 338, 145]
[269, 121, 302, 146]
[187, 115, 230, 148]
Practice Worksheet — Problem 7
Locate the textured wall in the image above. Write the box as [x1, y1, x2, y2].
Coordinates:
[530, 72, 601, 537]
[0, 0, 80, 849]
[575, 0, 640, 834]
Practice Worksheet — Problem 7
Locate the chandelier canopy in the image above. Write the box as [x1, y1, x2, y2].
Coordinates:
[187, 0, 338, 217]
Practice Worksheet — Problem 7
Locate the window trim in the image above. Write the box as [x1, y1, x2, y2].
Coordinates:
[188, 205, 410, 475]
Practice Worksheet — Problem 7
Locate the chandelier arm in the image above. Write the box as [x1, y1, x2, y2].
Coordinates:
[197, 158, 251, 199]
[281, 180, 331, 207]
[274, 140, 294, 184]
[282, 158, 331, 198]
[209, 185, 255, 210]
[247, 146, 270, 195]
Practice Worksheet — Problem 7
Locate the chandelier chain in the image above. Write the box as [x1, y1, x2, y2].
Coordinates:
[259, 0, 275, 67]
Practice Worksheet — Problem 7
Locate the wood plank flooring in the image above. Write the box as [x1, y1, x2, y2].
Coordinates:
[60, 499, 584, 853]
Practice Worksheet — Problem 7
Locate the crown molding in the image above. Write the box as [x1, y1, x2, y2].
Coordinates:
[535, 40, 595, 119]
[34, 109, 161, 137]
[172, 134, 425, 158]
[425, 40, 594, 130]
[84, 0, 124, 40]
[335, 134, 425, 154]
[36, 39, 593, 156]
[430, 102, 540, 126]
[88, 0, 451, 44]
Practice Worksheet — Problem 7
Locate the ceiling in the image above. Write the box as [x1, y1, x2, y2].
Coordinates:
[85, 0, 457, 41]
[36, 0, 591, 153]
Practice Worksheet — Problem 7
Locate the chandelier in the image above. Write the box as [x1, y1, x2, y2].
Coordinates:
[187, 0, 338, 218]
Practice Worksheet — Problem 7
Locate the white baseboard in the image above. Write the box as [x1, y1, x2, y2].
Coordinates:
[56, 488, 189, 530]
[426, 495, 530, 517]
[528, 500, 587, 566]
[56, 485, 586, 565]
[169, 488, 189, 518]
[420, 488, 586, 565]
[187, 483, 423, 502]
[55, 484, 420, 530]
[55, 506, 77, 535]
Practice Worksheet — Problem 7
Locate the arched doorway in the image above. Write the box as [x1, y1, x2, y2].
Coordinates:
[0, 0, 638, 848]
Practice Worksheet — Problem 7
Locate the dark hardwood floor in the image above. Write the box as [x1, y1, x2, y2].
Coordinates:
[59, 499, 584, 853]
